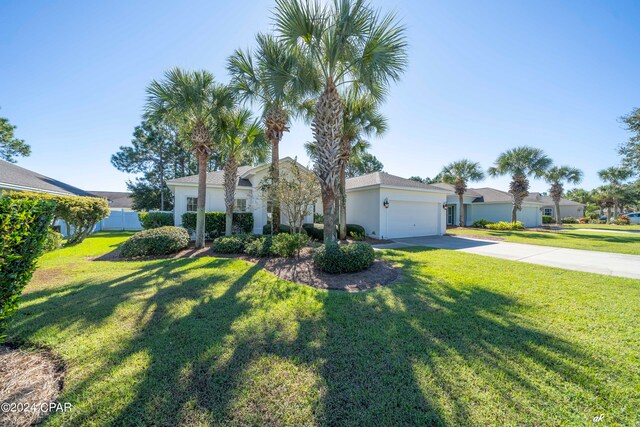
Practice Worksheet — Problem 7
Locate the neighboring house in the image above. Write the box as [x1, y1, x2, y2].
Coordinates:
[167, 158, 320, 235]
[89, 191, 143, 232]
[88, 191, 135, 210]
[430, 183, 544, 228]
[535, 194, 585, 219]
[345, 172, 449, 238]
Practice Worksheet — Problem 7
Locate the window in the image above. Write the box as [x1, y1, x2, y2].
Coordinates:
[446, 205, 456, 225]
[266, 200, 273, 224]
[543, 208, 553, 216]
[234, 198, 247, 213]
[186, 197, 198, 212]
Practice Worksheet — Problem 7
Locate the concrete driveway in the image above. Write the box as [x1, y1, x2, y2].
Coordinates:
[374, 235, 640, 279]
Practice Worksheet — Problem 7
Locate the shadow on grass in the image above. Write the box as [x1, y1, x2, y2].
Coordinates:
[10, 247, 608, 425]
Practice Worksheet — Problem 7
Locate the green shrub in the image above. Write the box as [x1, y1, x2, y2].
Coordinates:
[271, 233, 308, 258]
[139, 212, 174, 229]
[613, 215, 630, 225]
[302, 223, 323, 240]
[313, 242, 375, 273]
[560, 217, 578, 224]
[262, 224, 291, 235]
[542, 215, 553, 224]
[43, 228, 63, 252]
[244, 236, 273, 257]
[485, 221, 524, 230]
[1, 197, 55, 339]
[313, 213, 323, 223]
[587, 212, 600, 220]
[8, 191, 109, 244]
[349, 231, 365, 241]
[471, 219, 493, 228]
[345, 224, 365, 237]
[120, 226, 189, 258]
[212, 236, 246, 254]
[181, 212, 253, 239]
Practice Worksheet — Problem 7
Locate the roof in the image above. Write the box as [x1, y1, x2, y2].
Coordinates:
[469, 187, 543, 204]
[166, 165, 254, 187]
[430, 182, 482, 198]
[346, 172, 451, 193]
[531, 193, 585, 207]
[88, 191, 134, 209]
[0, 159, 92, 196]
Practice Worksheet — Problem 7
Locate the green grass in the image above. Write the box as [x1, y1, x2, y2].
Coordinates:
[562, 223, 640, 232]
[7, 232, 640, 426]
[448, 227, 640, 255]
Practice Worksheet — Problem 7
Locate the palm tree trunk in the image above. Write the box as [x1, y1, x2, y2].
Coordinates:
[511, 204, 518, 223]
[458, 194, 464, 227]
[339, 162, 347, 239]
[195, 153, 208, 248]
[555, 201, 562, 225]
[223, 154, 238, 236]
[271, 135, 281, 233]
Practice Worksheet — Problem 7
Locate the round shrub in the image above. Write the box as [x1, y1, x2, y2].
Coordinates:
[313, 242, 375, 274]
[211, 236, 245, 254]
[542, 215, 553, 224]
[120, 226, 189, 258]
[244, 236, 273, 257]
[262, 224, 291, 235]
[271, 233, 308, 258]
[138, 212, 174, 229]
[471, 219, 493, 228]
[43, 228, 63, 252]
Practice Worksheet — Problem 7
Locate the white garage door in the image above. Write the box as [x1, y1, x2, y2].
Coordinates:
[386, 201, 440, 238]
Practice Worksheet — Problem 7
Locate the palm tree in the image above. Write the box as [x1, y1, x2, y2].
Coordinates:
[594, 185, 615, 220]
[544, 166, 583, 224]
[218, 109, 269, 236]
[228, 33, 315, 233]
[145, 68, 233, 248]
[488, 146, 552, 223]
[274, 0, 407, 243]
[440, 160, 485, 227]
[565, 188, 592, 217]
[598, 166, 632, 216]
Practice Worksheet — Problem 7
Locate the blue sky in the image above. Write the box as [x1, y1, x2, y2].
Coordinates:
[1, 0, 639, 192]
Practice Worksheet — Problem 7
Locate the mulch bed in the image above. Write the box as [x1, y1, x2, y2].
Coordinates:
[0, 345, 65, 427]
[92, 243, 400, 292]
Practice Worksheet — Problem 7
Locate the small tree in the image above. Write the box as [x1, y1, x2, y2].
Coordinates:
[260, 161, 320, 234]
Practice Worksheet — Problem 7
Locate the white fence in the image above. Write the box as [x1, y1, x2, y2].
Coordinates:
[95, 209, 143, 232]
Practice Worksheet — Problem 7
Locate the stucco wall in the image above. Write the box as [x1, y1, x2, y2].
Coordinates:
[345, 188, 381, 237]
[466, 203, 542, 227]
[172, 186, 253, 227]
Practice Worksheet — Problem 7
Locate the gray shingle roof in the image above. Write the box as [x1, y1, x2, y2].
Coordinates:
[346, 172, 450, 192]
[469, 187, 542, 204]
[531, 193, 585, 207]
[429, 182, 482, 197]
[166, 166, 254, 187]
[0, 159, 92, 196]
[88, 191, 134, 209]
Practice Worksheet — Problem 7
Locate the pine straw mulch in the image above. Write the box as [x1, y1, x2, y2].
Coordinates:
[92, 244, 400, 292]
[0, 346, 64, 427]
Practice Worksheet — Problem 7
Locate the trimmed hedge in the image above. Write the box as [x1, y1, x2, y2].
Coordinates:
[120, 226, 190, 258]
[485, 221, 524, 230]
[471, 219, 493, 228]
[139, 212, 174, 229]
[561, 217, 578, 224]
[182, 212, 253, 240]
[271, 233, 308, 258]
[303, 223, 365, 241]
[1, 197, 55, 339]
[313, 242, 375, 273]
[262, 224, 292, 235]
[244, 236, 273, 257]
[212, 236, 246, 254]
[7, 191, 109, 244]
[43, 228, 63, 252]
[542, 215, 553, 224]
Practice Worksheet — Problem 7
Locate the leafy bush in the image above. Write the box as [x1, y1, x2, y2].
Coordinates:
[120, 226, 189, 258]
[212, 236, 246, 254]
[271, 233, 308, 258]
[7, 191, 109, 244]
[349, 231, 365, 241]
[302, 223, 323, 240]
[471, 219, 493, 228]
[542, 215, 553, 224]
[139, 212, 174, 229]
[244, 236, 273, 257]
[43, 228, 63, 252]
[181, 212, 253, 239]
[587, 212, 600, 220]
[1, 197, 55, 339]
[262, 224, 291, 235]
[313, 213, 324, 224]
[313, 242, 375, 273]
[612, 215, 630, 225]
[561, 217, 578, 224]
[578, 217, 588, 224]
[485, 221, 524, 230]
[345, 224, 365, 237]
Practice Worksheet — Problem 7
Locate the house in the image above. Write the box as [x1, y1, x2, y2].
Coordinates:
[430, 183, 544, 228]
[166, 158, 320, 235]
[535, 194, 585, 220]
[88, 191, 135, 210]
[0, 159, 93, 197]
[88, 191, 144, 232]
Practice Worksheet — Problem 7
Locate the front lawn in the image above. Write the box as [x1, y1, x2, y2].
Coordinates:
[562, 223, 640, 232]
[6, 232, 640, 426]
[448, 227, 640, 255]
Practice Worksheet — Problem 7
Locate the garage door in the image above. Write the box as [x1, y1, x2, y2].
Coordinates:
[386, 201, 440, 238]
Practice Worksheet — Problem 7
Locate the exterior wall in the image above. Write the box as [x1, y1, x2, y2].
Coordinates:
[172, 185, 253, 227]
[445, 194, 475, 226]
[345, 188, 381, 237]
[542, 204, 584, 220]
[467, 203, 542, 227]
[380, 188, 447, 237]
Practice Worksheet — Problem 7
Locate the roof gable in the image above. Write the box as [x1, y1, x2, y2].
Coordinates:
[346, 172, 451, 193]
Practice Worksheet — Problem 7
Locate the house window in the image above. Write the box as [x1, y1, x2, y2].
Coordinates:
[266, 200, 273, 224]
[543, 208, 553, 216]
[446, 205, 456, 225]
[235, 198, 247, 213]
[186, 197, 198, 212]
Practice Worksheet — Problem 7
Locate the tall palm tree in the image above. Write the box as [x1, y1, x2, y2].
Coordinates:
[488, 146, 552, 223]
[440, 160, 485, 227]
[598, 166, 632, 216]
[145, 68, 233, 248]
[218, 109, 269, 236]
[274, 0, 407, 243]
[594, 185, 615, 220]
[565, 188, 592, 217]
[228, 33, 315, 233]
[544, 166, 583, 224]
